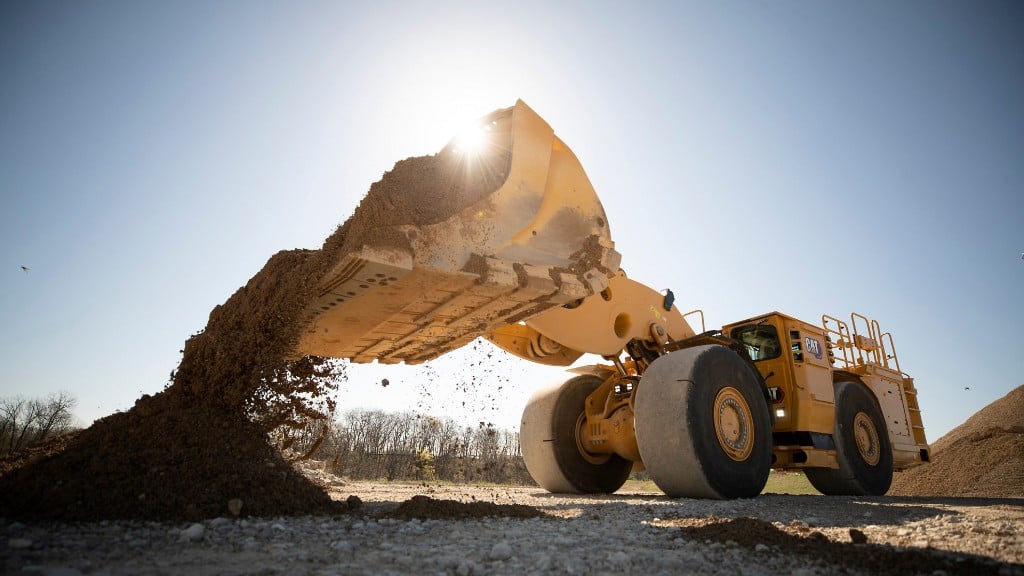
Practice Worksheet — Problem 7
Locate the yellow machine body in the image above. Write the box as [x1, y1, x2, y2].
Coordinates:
[721, 312, 930, 471]
[290, 99, 929, 496]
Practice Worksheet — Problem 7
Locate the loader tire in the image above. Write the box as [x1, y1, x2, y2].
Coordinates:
[634, 345, 772, 499]
[805, 381, 893, 496]
[520, 375, 631, 494]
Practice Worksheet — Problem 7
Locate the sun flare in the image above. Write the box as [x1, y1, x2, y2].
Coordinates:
[453, 121, 494, 155]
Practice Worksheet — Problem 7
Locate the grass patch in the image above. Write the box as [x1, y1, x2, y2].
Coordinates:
[621, 478, 660, 493]
[621, 470, 821, 495]
[763, 470, 820, 495]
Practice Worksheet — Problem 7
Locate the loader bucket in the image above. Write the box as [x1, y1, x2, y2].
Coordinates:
[295, 100, 618, 364]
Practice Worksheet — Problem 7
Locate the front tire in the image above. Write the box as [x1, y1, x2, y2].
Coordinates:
[634, 345, 772, 499]
[805, 381, 893, 496]
[520, 375, 632, 494]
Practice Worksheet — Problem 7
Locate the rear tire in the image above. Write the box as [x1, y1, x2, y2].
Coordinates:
[805, 381, 893, 496]
[634, 345, 772, 499]
[520, 375, 632, 494]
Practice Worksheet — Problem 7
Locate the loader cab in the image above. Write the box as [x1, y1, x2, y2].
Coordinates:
[724, 313, 838, 439]
[731, 323, 783, 362]
[726, 317, 793, 423]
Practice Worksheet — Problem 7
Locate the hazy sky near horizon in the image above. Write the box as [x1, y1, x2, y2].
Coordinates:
[2, 1, 1021, 441]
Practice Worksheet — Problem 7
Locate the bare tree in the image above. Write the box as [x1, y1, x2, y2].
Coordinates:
[0, 396, 27, 455]
[0, 392, 78, 456]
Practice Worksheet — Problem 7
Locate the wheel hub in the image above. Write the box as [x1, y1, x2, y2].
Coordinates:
[714, 387, 754, 461]
[853, 411, 881, 466]
[575, 412, 613, 465]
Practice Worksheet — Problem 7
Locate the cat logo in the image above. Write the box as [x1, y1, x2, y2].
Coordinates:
[805, 336, 823, 360]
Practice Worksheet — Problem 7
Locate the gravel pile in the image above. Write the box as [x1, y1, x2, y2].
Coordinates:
[891, 385, 1024, 498]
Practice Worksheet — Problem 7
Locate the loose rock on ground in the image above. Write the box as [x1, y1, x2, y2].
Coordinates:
[3, 481, 1022, 575]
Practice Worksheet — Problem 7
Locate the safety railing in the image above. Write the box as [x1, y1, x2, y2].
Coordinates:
[822, 312, 901, 373]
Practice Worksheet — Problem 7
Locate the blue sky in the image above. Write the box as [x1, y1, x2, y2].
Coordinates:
[1, 1, 1021, 442]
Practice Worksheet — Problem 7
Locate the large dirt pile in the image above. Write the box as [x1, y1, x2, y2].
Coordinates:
[889, 385, 1024, 498]
[0, 147, 496, 521]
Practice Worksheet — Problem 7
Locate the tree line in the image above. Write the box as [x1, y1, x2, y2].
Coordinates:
[0, 391, 77, 456]
[278, 409, 534, 485]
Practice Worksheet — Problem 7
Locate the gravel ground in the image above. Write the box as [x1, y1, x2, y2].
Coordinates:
[4, 481, 1023, 576]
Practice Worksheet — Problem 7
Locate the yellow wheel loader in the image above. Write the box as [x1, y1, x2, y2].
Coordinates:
[295, 100, 930, 497]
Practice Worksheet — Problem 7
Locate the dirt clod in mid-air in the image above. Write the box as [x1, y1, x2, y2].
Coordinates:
[0, 144, 503, 521]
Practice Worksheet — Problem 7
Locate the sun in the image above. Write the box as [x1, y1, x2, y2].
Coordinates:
[452, 121, 494, 156]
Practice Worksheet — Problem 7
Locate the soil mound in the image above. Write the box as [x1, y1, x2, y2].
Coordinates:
[889, 385, 1024, 498]
[670, 517, 998, 575]
[0, 147, 491, 521]
[0, 392, 340, 521]
[390, 495, 543, 520]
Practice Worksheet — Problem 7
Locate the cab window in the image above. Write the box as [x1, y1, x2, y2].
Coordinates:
[731, 324, 782, 362]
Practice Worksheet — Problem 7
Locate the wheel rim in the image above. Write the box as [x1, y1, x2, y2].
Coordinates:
[714, 387, 754, 462]
[853, 411, 881, 466]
